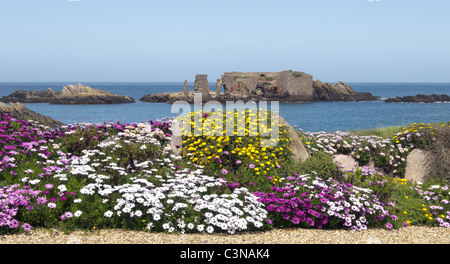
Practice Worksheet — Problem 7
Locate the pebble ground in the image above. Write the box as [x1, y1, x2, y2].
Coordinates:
[1, 226, 449, 244]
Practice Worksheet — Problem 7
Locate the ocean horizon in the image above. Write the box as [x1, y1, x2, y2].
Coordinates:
[0, 81, 449, 132]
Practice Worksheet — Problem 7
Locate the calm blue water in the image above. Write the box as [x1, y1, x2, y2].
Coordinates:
[0, 82, 448, 132]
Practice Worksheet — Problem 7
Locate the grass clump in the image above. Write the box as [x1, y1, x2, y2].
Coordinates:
[350, 125, 402, 139]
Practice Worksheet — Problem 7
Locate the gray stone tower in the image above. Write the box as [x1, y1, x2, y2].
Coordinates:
[194, 74, 210, 94]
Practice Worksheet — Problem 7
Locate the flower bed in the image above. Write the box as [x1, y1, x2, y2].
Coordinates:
[1, 112, 449, 234]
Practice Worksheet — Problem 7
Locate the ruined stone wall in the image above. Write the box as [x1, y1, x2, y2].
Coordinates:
[194, 74, 210, 94]
[219, 71, 314, 100]
[287, 72, 314, 100]
[276, 71, 289, 94]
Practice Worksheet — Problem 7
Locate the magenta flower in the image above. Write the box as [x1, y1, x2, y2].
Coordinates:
[221, 169, 228, 175]
[44, 184, 53, 189]
[236, 160, 242, 164]
[37, 196, 47, 205]
[22, 223, 32, 232]
[8, 219, 19, 229]
[249, 164, 255, 169]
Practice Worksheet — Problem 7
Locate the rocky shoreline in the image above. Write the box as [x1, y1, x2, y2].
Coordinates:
[0, 84, 135, 105]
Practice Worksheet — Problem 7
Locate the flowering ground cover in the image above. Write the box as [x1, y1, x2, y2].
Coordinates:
[1, 111, 449, 235]
[300, 122, 450, 176]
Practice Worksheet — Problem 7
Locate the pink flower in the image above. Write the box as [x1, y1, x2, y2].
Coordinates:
[22, 223, 32, 232]
[221, 169, 228, 175]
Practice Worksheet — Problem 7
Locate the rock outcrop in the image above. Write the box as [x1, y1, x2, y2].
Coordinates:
[0, 84, 135, 104]
[385, 94, 450, 103]
[279, 116, 309, 162]
[312, 81, 380, 101]
[0, 102, 63, 128]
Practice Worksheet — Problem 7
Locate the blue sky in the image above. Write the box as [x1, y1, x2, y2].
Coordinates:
[0, 0, 449, 82]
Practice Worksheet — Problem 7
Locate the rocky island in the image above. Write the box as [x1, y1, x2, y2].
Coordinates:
[140, 71, 380, 103]
[0, 84, 135, 104]
[385, 94, 450, 103]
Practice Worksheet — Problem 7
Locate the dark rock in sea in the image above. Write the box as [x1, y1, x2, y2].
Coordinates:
[0, 102, 63, 128]
[312, 80, 380, 102]
[0, 84, 135, 104]
[385, 94, 450, 103]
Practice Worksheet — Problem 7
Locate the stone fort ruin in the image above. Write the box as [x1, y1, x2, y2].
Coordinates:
[139, 70, 380, 103]
[193, 70, 314, 101]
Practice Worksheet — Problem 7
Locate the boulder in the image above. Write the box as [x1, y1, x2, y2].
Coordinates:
[333, 154, 358, 172]
[404, 149, 432, 183]
[0, 102, 63, 128]
[279, 116, 310, 162]
[333, 154, 379, 172]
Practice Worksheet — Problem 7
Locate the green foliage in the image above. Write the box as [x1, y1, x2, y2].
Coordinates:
[350, 126, 403, 139]
[298, 151, 342, 180]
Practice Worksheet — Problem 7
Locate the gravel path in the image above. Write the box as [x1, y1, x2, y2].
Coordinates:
[1, 226, 450, 244]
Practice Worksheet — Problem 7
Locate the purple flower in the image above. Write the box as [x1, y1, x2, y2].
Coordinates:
[44, 184, 53, 189]
[8, 219, 19, 229]
[22, 223, 32, 232]
[249, 164, 255, 169]
[37, 196, 47, 205]
[228, 182, 240, 188]
[385, 222, 393, 229]
[221, 169, 228, 175]
[60, 212, 73, 220]
[236, 160, 242, 165]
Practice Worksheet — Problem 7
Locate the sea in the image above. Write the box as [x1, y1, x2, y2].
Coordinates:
[0, 82, 448, 132]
